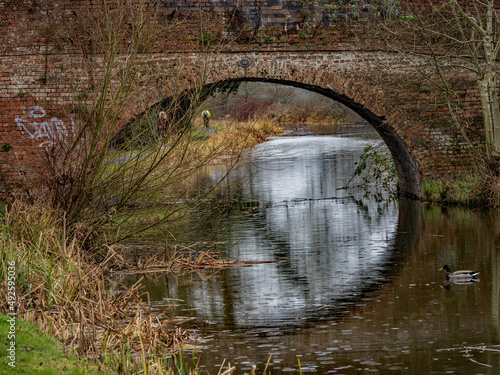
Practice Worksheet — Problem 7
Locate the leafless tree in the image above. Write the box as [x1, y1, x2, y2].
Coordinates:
[36, 0, 240, 242]
[376, 0, 500, 159]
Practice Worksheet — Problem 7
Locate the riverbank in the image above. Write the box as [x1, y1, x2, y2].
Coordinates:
[422, 171, 500, 208]
[0, 120, 283, 374]
[0, 199, 188, 374]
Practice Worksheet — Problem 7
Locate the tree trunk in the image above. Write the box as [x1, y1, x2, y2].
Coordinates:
[478, 1, 500, 157]
[490, 74, 500, 154]
[478, 76, 495, 156]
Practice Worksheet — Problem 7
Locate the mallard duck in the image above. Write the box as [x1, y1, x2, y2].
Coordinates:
[440, 264, 479, 281]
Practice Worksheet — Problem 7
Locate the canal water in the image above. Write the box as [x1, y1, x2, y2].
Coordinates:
[115, 124, 500, 374]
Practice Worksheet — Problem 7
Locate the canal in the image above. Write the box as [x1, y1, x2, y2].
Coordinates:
[115, 123, 500, 374]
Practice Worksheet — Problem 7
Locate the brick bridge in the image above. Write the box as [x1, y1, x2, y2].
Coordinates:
[0, 1, 485, 199]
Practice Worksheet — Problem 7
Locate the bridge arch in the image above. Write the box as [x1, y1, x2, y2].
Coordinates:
[1, 1, 486, 200]
[145, 57, 423, 199]
[131, 52, 428, 198]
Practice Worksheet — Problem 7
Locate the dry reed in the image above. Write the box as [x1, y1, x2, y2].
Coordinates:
[0, 200, 195, 373]
[109, 241, 284, 277]
[202, 119, 283, 155]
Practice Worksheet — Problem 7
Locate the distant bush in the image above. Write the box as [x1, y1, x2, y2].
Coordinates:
[230, 97, 273, 121]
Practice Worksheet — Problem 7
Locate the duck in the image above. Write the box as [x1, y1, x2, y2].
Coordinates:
[439, 264, 479, 282]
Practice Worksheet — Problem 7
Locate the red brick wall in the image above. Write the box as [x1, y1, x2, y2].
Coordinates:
[0, 0, 437, 55]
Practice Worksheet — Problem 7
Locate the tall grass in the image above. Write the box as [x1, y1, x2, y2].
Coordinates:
[0, 200, 193, 373]
[205, 118, 283, 153]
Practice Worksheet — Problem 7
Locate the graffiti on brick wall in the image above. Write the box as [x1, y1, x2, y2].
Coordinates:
[15, 106, 79, 149]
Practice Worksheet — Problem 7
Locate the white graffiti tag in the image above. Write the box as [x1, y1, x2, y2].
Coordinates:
[15, 106, 78, 149]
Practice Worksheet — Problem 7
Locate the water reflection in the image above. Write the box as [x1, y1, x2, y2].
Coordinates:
[113, 126, 500, 374]
[186, 135, 401, 328]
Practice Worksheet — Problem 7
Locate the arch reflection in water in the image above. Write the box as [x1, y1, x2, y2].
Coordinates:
[181, 135, 403, 328]
[117, 131, 404, 329]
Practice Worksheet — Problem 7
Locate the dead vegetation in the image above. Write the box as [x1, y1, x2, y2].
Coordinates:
[108, 241, 284, 277]
[0, 158, 283, 373]
[205, 119, 284, 153]
[0, 200, 198, 373]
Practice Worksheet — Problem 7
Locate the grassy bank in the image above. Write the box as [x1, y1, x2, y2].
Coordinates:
[0, 313, 113, 374]
[422, 172, 500, 208]
[192, 117, 283, 151]
[0, 200, 193, 374]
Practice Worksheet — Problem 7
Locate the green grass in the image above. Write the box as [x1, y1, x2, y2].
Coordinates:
[0, 314, 114, 374]
[422, 173, 491, 207]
